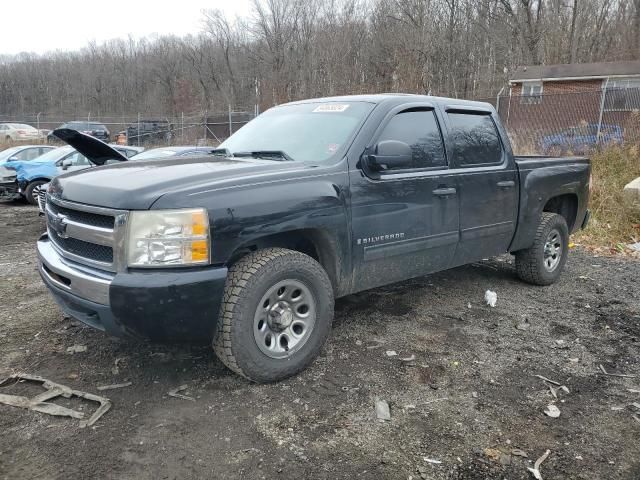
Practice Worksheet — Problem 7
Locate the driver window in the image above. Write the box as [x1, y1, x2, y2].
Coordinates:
[377, 109, 447, 169]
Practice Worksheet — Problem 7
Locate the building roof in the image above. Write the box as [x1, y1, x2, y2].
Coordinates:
[510, 60, 640, 83]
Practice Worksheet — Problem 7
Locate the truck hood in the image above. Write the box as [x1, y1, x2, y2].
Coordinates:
[50, 156, 315, 209]
[52, 128, 129, 164]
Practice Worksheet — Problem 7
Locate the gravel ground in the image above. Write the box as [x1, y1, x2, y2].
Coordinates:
[0, 201, 639, 480]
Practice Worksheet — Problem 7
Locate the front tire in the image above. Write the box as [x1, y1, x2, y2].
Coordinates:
[515, 212, 569, 286]
[24, 180, 47, 205]
[213, 248, 334, 383]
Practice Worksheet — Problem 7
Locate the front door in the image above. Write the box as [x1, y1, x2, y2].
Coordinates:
[439, 108, 518, 266]
[349, 105, 459, 292]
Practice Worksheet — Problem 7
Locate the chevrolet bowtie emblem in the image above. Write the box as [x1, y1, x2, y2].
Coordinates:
[52, 213, 69, 239]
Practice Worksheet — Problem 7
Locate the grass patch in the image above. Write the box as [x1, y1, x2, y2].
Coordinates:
[573, 145, 640, 255]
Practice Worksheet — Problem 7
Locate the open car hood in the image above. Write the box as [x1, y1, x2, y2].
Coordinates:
[52, 128, 128, 165]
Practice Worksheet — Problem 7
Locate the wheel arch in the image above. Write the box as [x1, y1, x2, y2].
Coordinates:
[225, 228, 346, 296]
[543, 193, 578, 232]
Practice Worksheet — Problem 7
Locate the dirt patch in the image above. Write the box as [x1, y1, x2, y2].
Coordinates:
[1, 203, 639, 479]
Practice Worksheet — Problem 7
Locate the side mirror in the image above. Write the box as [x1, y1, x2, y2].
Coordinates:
[61, 159, 72, 170]
[7, 156, 18, 162]
[365, 140, 414, 171]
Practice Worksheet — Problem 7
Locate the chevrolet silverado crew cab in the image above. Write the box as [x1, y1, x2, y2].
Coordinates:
[38, 94, 590, 382]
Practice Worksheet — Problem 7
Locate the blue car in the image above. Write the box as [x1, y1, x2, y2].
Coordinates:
[0, 144, 142, 204]
[0, 145, 56, 199]
[541, 124, 623, 155]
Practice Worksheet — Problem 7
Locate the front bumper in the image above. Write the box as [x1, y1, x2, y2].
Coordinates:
[0, 181, 19, 199]
[37, 234, 228, 342]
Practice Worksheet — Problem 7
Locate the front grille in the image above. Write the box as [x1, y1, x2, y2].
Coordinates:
[47, 200, 114, 228]
[45, 196, 125, 271]
[49, 229, 114, 263]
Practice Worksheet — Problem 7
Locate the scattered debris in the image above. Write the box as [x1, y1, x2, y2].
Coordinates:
[569, 358, 579, 363]
[628, 242, 640, 252]
[544, 404, 561, 418]
[96, 382, 132, 391]
[549, 385, 570, 399]
[423, 458, 442, 464]
[516, 320, 531, 331]
[527, 449, 551, 480]
[66, 345, 87, 354]
[168, 385, 195, 401]
[484, 290, 497, 308]
[631, 402, 640, 410]
[375, 398, 391, 421]
[400, 354, 416, 362]
[0, 373, 111, 427]
[633, 415, 640, 424]
[385, 350, 398, 357]
[355, 340, 363, 346]
[467, 302, 472, 309]
[599, 364, 636, 378]
[534, 375, 562, 386]
[471, 391, 478, 399]
[484, 448, 502, 462]
[511, 449, 528, 458]
[628, 389, 640, 394]
[111, 358, 123, 375]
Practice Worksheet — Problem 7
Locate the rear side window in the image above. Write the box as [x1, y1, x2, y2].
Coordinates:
[377, 109, 446, 169]
[447, 113, 502, 166]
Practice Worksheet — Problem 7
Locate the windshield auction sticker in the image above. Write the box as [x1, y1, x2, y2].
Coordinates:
[312, 104, 350, 113]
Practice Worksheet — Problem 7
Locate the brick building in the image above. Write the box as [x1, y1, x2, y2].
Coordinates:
[501, 60, 640, 152]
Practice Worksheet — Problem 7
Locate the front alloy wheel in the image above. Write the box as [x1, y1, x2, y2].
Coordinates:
[213, 248, 333, 383]
[254, 279, 317, 359]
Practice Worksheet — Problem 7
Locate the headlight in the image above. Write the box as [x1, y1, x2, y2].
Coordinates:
[127, 208, 210, 267]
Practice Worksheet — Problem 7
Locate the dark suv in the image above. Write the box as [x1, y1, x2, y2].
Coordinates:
[126, 119, 172, 145]
[48, 122, 110, 143]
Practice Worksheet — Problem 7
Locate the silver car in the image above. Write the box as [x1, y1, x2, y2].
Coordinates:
[0, 123, 42, 142]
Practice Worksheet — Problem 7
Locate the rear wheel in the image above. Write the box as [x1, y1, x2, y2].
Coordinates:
[213, 248, 334, 383]
[24, 180, 47, 205]
[515, 213, 569, 286]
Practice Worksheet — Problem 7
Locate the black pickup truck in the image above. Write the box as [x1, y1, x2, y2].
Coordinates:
[37, 94, 590, 382]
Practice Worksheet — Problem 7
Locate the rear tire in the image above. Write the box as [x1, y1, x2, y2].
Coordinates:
[24, 180, 47, 206]
[515, 213, 569, 286]
[213, 248, 334, 383]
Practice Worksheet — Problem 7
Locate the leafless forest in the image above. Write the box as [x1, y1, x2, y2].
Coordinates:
[1, 0, 639, 116]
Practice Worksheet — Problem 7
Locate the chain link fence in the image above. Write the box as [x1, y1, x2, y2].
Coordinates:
[3, 90, 640, 156]
[0, 106, 259, 147]
[476, 87, 640, 155]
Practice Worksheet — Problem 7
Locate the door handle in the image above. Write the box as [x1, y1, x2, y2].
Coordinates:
[497, 181, 515, 188]
[432, 187, 457, 197]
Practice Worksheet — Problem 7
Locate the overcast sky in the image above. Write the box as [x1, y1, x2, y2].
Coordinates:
[0, 0, 252, 55]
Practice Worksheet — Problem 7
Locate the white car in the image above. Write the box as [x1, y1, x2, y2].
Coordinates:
[0, 123, 42, 142]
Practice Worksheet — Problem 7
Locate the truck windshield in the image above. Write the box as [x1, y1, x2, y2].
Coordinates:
[220, 102, 374, 163]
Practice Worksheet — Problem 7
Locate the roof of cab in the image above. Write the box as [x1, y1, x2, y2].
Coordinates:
[283, 93, 494, 110]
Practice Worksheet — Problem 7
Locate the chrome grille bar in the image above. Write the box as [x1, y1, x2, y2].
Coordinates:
[45, 195, 129, 273]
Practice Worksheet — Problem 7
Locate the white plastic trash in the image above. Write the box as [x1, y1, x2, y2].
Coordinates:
[484, 290, 497, 308]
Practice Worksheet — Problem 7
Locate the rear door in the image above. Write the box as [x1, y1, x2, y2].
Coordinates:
[439, 107, 518, 266]
[350, 104, 459, 291]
